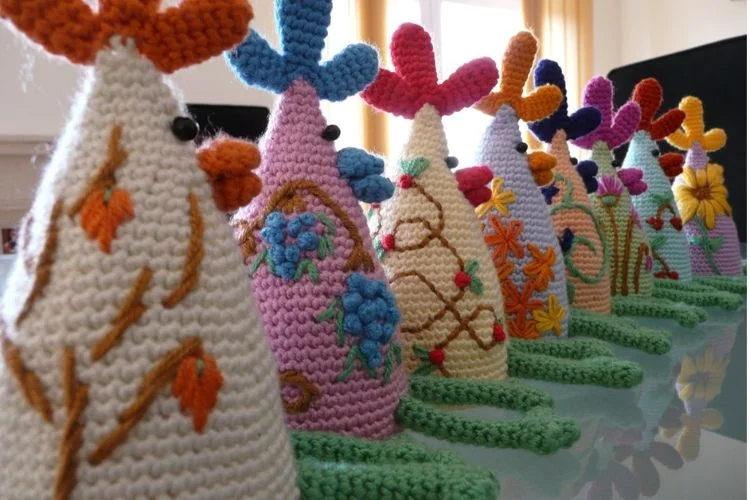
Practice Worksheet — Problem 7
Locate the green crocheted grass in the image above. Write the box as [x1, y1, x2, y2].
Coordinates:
[395, 395, 580, 454]
[653, 280, 743, 310]
[408, 373, 553, 411]
[694, 275, 747, 295]
[611, 295, 708, 327]
[291, 431, 464, 466]
[569, 308, 672, 355]
[297, 458, 500, 500]
[508, 337, 614, 359]
[507, 347, 643, 388]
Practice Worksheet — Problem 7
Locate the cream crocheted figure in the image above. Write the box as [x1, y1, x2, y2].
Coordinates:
[0, 1, 298, 498]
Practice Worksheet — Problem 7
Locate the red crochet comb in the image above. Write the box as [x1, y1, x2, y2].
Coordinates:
[632, 78, 685, 141]
[361, 23, 499, 118]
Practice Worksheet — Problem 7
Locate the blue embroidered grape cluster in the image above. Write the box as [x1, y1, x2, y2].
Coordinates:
[260, 211, 320, 281]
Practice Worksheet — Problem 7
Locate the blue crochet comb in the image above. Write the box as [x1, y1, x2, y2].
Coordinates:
[226, 0, 378, 101]
[529, 59, 601, 142]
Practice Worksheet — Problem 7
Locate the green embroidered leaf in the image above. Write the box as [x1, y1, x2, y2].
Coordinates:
[567, 281, 576, 304]
[336, 311, 345, 346]
[393, 343, 402, 365]
[315, 297, 340, 323]
[468, 277, 484, 296]
[382, 348, 394, 386]
[709, 236, 724, 252]
[413, 345, 429, 360]
[336, 346, 359, 382]
[292, 260, 306, 281]
[650, 235, 667, 251]
[357, 349, 377, 379]
[374, 239, 385, 261]
[466, 259, 479, 276]
[316, 236, 328, 260]
[412, 362, 437, 376]
[317, 213, 337, 235]
[266, 252, 276, 274]
[400, 157, 430, 178]
[248, 248, 268, 276]
[649, 192, 673, 207]
[307, 260, 321, 283]
[366, 206, 375, 219]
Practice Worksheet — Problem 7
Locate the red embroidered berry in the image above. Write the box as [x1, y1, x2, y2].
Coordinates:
[670, 217, 683, 231]
[655, 271, 669, 279]
[647, 216, 664, 230]
[381, 234, 395, 250]
[429, 348, 445, 365]
[454, 271, 472, 289]
[398, 174, 413, 189]
[668, 271, 679, 280]
[493, 323, 506, 342]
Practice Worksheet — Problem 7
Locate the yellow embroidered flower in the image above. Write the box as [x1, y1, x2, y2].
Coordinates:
[677, 347, 729, 402]
[673, 164, 731, 230]
[532, 295, 565, 336]
[475, 177, 517, 218]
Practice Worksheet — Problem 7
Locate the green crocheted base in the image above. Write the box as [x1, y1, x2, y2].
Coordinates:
[694, 275, 747, 295]
[569, 308, 672, 355]
[508, 336, 614, 359]
[408, 373, 552, 411]
[396, 395, 580, 455]
[297, 458, 499, 500]
[611, 295, 708, 327]
[653, 280, 743, 310]
[506, 346, 643, 389]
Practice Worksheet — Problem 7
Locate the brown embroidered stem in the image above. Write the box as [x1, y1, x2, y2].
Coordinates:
[656, 201, 677, 219]
[17, 200, 64, 326]
[162, 193, 204, 309]
[604, 205, 619, 295]
[88, 338, 202, 465]
[56, 346, 88, 500]
[67, 125, 128, 219]
[435, 304, 497, 351]
[621, 216, 635, 296]
[237, 180, 373, 272]
[279, 370, 321, 414]
[1, 336, 53, 423]
[634, 244, 649, 294]
[91, 268, 153, 361]
[654, 251, 671, 274]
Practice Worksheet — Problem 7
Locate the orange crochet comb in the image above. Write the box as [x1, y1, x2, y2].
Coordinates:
[632, 78, 685, 141]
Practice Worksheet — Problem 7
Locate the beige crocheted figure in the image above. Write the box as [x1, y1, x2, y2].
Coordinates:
[0, 1, 298, 498]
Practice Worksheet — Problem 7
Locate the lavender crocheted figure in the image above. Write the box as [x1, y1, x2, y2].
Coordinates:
[666, 96, 746, 295]
[529, 60, 671, 356]
[468, 33, 644, 387]
[572, 77, 706, 327]
[621, 79, 742, 310]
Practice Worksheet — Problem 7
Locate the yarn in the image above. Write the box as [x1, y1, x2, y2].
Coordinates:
[667, 96, 744, 283]
[0, 3, 299, 498]
[197, 138, 263, 212]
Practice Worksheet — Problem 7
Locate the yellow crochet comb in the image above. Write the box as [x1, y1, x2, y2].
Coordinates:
[475, 31, 562, 122]
[666, 96, 727, 152]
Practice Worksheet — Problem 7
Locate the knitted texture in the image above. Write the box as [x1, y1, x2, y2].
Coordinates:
[0, 5, 298, 498]
[622, 79, 693, 283]
[529, 59, 611, 315]
[227, 2, 408, 440]
[667, 97, 742, 277]
[569, 309, 671, 355]
[474, 32, 570, 341]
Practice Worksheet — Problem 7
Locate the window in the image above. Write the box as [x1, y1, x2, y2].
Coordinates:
[325, 0, 523, 166]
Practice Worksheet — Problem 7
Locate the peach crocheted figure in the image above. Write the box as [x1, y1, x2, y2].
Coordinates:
[0, 1, 299, 498]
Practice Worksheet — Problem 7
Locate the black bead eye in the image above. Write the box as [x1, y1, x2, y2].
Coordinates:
[171, 117, 199, 142]
[611, 159, 622, 168]
[570, 157, 578, 166]
[515, 142, 528, 153]
[446, 156, 459, 169]
[651, 149, 660, 157]
[322, 125, 341, 141]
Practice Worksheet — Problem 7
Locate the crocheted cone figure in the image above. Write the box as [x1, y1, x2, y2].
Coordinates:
[529, 60, 671, 356]
[0, 1, 299, 499]
[622, 80, 742, 310]
[361, 23, 579, 453]
[470, 33, 643, 387]
[666, 96, 746, 294]
[572, 77, 706, 327]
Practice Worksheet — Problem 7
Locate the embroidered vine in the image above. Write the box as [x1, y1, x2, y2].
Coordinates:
[688, 218, 724, 275]
[647, 193, 683, 232]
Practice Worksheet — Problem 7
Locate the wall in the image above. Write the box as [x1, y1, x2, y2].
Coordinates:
[593, 0, 747, 76]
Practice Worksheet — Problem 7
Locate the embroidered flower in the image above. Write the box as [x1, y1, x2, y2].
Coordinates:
[540, 182, 560, 205]
[172, 353, 224, 433]
[484, 215, 524, 264]
[523, 244, 556, 292]
[80, 187, 134, 253]
[596, 175, 623, 206]
[677, 347, 728, 403]
[502, 281, 544, 317]
[532, 295, 566, 336]
[507, 315, 539, 339]
[495, 261, 515, 282]
[673, 164, 731, 230]
[476, 177, 517, 217]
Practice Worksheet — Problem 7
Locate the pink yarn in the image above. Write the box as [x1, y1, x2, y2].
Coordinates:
[235, 79, 408, 439]
[572, 76, 641, 150]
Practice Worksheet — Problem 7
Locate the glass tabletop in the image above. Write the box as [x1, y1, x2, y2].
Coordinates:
[407, 299, 747, 500]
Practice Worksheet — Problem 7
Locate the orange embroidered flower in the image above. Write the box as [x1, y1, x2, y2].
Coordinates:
[172, 353, 224, 433]
[484, 215, 524, 264]
[507, 315, 539, 339]
[523, 244, 556, 292]
[502, 280, 544, 317]
[496, 261, 515, 282]
[80, 187, 134, 253]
